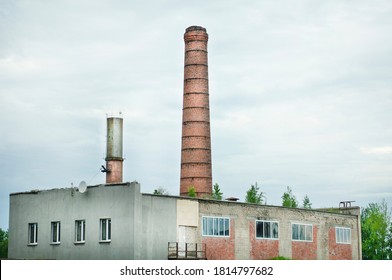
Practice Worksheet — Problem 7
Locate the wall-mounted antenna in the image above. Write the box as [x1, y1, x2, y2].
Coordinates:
[100, 165, 111, 173]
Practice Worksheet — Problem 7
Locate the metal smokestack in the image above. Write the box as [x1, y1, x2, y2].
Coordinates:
[180, 26, 212, 197]
[105, 114, 123, 184]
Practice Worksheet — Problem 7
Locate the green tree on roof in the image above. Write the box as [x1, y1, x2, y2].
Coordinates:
[212, 183, 223, 200]
[245, 182, 264, 204]
[282, 186, 298, 208]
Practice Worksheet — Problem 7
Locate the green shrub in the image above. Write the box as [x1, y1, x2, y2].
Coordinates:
[270, 256, 291, 260]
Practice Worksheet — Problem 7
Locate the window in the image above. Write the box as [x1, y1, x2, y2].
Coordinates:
[100, 218, 111, 242]
[51, 221, 61, 244]
[202, 216, 230, 237]
[256, 220, 279, 239]
[28, 223, 38, 245]
[292, 223, 313, 242]
[75, 220, 86, 243]
[336, 227, 351, 244]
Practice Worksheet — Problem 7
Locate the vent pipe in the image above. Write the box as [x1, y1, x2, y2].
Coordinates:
[180, 26, 212, 197]
[104, 114, 123, 184]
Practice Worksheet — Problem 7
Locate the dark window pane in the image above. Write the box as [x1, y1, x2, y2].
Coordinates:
[101, 220, 106, 240]
[219, 218, 224, 235]
[52, 222, 57, 242]
[76, 222, 81, 241]
[256, 221, 263, 238]
[272, 223, 279, 239]
[108, 219, 111, 240]
[213, 218, 219, 235]
[82, 221, 85, 241]
[264, 222, 271, 238]
[224, 218, 229, 236]
[292, 224, 298, 240]
[299, 225, 305, 240]
[29, 224, 34, 243]
[207, 218, 213, 235]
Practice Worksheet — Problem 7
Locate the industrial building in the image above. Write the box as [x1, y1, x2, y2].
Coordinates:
[8, 182, 361, 260]
[8, 26, 362, 260]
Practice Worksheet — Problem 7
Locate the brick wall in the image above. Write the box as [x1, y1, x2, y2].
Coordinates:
[328, 227, 352, 260]
[249, 221, 279, 260]
[198, 200, 360, 260]
[202, 220, 235, 260]
[292, 225, 318, 260]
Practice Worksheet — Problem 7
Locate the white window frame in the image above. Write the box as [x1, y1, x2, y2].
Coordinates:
[336, 227, 351, 244]
[28, 223, 38, 245]
[202, 216, 230, 237]
[292, 223, 313, 242]
[51, 221, 61, 244]
[255, 220, 279, 240]
[100, 218, 111, 242]
[75, 220, 86, 244]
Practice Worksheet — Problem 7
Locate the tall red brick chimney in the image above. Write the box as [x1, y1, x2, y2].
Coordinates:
[180, 26, 212, 197]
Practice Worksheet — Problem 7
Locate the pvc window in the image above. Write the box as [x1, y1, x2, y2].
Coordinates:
[51, 221, 61, 244]
[202, 216, 230, 237]
[28, 223, 38, 245]
[256, 220, 279, 239]
[336, 227, 351, 244]
[100, 218, 111, 242]
[75, 220, 86, 243]
[292, 223, 313, 242]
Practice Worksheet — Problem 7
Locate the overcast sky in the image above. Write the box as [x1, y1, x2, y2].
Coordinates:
[1, 0, 391, 230]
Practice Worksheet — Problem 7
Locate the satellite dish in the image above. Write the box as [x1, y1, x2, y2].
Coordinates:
[78, 181, 87, 193]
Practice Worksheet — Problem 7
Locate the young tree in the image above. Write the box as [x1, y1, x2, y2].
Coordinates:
[281, 186, 298, 208]
[187, 186, 196, 198]
[212, 183, 223, 200]
[0, 228, 8, 258]
[153, 187, 169, 195]
[361, 200, 392, 260]
[302, 195, 312, 209]
[245, 182, 264, 204]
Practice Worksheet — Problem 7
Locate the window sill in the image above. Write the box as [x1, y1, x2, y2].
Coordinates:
[27, 243, 38, 246]
[292, 239, 313, 242]
[74, 241, 86, 245]
[99, 240, 111, 243]
[255, 237, 279, 240]
[50, 242, 61, 245]
[202, 235, 230, 238]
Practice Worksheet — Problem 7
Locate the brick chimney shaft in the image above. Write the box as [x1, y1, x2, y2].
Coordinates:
[180, 26, 212, 197]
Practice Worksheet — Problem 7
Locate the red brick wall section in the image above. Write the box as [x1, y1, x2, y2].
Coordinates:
[328, 228, 352, 260]
[249, 221, 279, 260]
[106, 160, 123, 184]
[202, 220, 235, 260]
[291, 226, 318, 260]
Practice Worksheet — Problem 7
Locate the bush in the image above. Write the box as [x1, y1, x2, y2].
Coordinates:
[270, 256, 291, 260]
[0, 228, 8, 259]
